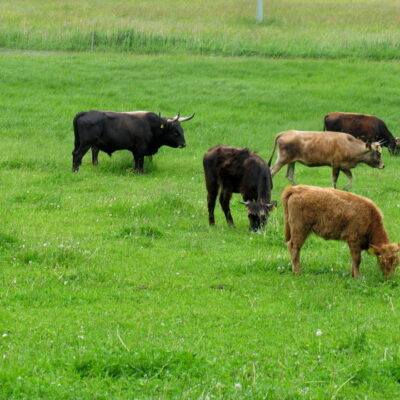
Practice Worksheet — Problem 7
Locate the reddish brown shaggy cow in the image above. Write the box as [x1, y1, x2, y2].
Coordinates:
[282, 185, 400, 278]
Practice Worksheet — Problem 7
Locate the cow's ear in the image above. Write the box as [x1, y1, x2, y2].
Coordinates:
[160, 121, 172, 131]
[395, 243, 400, 252]
[369, 244, 381, 255]
[262, 201, 277, 211]
[270, 200, 278, 210]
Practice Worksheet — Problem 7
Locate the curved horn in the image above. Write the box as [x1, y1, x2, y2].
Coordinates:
[178, 113, 195, 122]
[166, 113, 180, 123]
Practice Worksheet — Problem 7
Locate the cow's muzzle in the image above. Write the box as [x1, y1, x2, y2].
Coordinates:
[178, 144, 186, 148]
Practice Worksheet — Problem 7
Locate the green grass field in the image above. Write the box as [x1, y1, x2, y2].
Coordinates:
[1, 0, 400, 59]
[1, 1, 400, 399]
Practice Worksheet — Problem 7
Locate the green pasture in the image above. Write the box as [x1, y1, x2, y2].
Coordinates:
[1, 50, 400, 399]
[1, 0, 400, 398]
[1, 0, 399, 59]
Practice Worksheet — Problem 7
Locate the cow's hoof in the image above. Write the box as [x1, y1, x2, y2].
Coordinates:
[292, 268, 302, 275]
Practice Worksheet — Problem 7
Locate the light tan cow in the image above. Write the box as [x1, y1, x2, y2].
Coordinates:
[268, 130, 384, 190]
[282, 185, 400, 278]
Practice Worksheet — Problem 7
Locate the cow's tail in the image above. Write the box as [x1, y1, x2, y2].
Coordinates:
[257, 171, 272, 203]
[281, 186, 295, 242]
[73, 112, 85, 150]
[267, 136, 278, 167]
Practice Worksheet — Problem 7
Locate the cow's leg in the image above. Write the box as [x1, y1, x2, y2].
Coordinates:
[133, 153, 145, 173]
[270, 160, 286, 177]
[206, 183, 218, 226]
[348, 242, 362, 278]
[286, 163, 296, 185]
[287, 224, 308, 274]
[287, 240, 303, 275]
[332, 167, 340, 188]
[91, 146, 100, 166]
[342, 169, 353, 191]
[219, 190, 234, 226]
[72, 145, 91, 172]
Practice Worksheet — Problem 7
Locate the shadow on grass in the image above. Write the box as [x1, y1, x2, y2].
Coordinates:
[118, 225, 164, 240]
[89, 155, 156, 176]
[0, 232, 19, 251]
[75, 348, 207, 380]
[0, 158, 58, 170]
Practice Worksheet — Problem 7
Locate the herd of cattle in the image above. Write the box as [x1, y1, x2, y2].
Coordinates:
[72, 110, 400, 278]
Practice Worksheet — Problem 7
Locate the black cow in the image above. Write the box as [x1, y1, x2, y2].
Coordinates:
[72, 110, 194, 173]
[324, 112, 399, 155]
[203, 145, 276, 232]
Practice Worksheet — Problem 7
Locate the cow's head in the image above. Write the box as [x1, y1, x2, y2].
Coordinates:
[241, 200, 277, 232]
[390, 137, 400, 155]
[384, 137, 400, 156]
[161, 113, 195, 148]
[363, 142, 384, 169]
[370, 243, 400, 277]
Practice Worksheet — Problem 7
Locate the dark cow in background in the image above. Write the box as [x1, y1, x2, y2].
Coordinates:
[268, 130, 384, 190]
[203, 145, 276, 232]
[72, 110, 194, 173]
[324, 112, 399, 155]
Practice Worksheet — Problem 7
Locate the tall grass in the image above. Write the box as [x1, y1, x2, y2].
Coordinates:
[1, 0, 400, 59]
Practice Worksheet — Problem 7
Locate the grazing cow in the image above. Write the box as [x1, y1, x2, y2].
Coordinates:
[72, 110, 194, 173]
[203, 145, 276, 232]
[324, 112, 399, 155]
[268, 130, 384, 190]
[282, 185, 400, 278]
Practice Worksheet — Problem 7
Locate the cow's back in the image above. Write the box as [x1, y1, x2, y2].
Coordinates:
[203, 146, 269, 196]
[241, 154, 272, 198]
[276, 130, 364, 166]
[324, 112, 382, 141]
[102, 111, 156, 150]
[75, 110, 106, 127]
[283, 185, 379, 242]
[74, 110, 107, 140]
[203, 145, 239, 187]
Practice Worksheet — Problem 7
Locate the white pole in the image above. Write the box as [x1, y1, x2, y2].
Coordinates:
[256, 0, 263, 22]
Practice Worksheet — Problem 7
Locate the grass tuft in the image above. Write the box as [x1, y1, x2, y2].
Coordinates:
[75, 348, 207, 380]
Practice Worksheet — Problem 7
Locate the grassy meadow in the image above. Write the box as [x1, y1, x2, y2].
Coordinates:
[1, 0, 400, 59]
[1, 1, 400, 399]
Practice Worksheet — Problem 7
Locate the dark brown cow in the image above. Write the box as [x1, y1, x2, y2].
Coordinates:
[203, 145, 276, 232]
[282, 185, 400, 278]
[268, 130, 384, 190]
[324, 112, 399, 155]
